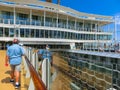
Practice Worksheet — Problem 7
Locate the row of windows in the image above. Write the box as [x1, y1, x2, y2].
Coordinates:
[64, 56, 120, 75]
[59, 51, 120, 89]
[0, 11, 112, 32]
[0, 27, 111, 40]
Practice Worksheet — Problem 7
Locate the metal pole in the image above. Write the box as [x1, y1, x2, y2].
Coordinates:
[44, 10, 46, 26]
[13, 6, 16, 37]
[114, 16, 118, 44]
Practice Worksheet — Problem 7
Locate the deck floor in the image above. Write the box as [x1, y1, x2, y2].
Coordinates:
[0, 50, 17, 90]
[0, 50, 71, 90]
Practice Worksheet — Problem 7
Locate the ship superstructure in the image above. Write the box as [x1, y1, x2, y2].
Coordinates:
[0, 0, 114, 50]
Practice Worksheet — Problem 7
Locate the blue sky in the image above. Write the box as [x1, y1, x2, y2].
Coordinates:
[53, 0, 120, 16]
[53, 0, 120, 41]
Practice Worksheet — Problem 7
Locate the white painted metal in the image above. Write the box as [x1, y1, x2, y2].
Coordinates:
[42, 58, 51, 90]
[28, 79, 35, 90]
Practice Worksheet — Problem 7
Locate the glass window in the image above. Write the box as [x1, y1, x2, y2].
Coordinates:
[48, 30, 50, 38]
[20, 28, 24, 37]
[52, 18, 57, 27]
[17, 13, 28, 20]
[40, 30, 44, 38]
[5, 28, 9, 37]
[45, 30, 48, 38]
[31, 29, 35, 37]
[54, 31, 57, 38]
[32, 15, 38, 20]
[2, 11, 13, 19]
[57, 31, 60, 38]
[61, 31, 64, 39]
[91, 65, 96, 71]
[106, 69, 112, 75]
[35, 29, 39, 38]
[113, 71, 118, 78]
[65, 32, 68, 39]
[117, 65, 120, 71]
[25, 29, 30, 37]
[0, 27, 3, 37]
[41, 16, 44, 26]
[49, 30, 53, 38]
[9, 28, 14, 37]
[15, 29, 19, 37]
[45, 17, 52, 26]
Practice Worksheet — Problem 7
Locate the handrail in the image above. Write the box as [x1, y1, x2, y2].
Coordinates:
[24, 55, 47, 90]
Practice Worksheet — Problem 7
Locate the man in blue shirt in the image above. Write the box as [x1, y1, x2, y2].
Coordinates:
[5, 38, 25, 89]
[38, 45, 53, 67]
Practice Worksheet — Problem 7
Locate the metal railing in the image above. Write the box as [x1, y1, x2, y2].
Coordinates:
[22, 46, 120, 90]
[23, 46, 47, 90]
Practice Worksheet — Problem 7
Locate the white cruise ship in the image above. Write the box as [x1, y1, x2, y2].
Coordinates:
[0, 1, 119, 90]
[0, 0, 114, 50]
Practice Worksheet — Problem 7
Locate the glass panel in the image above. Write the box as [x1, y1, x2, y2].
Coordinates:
[35, 29, 39, 38]
[2, 11, 13, 19]
[17, 13, 28, 20]
[54, 31, 57, 38]
[40, 30, 44, 38]
[25, 29, 29, 37]
[31, 29, 35, 37]
[20, 28, 24, 37]
[45, 30, 48, 38]
[49, 30, 53, 38]
[15, 29, 19, 37]
[0, 27, 3, 37]
[9, 28, 14, 37]
[5, 28, 9, 37]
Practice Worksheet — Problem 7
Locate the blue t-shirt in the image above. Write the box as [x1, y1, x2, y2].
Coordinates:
[7, 44, 25, 65]
[38, 49, 52, 62]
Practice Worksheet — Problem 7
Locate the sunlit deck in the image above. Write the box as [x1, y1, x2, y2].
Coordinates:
[0, 50, 27, 90]
[0, 50, 71, 90]
[0, 50, 18, 90]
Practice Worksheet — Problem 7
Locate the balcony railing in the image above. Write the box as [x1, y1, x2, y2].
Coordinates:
[22, 46, 47, 90]
[0, 18, 113, 33]
[22, 46, 120, 90]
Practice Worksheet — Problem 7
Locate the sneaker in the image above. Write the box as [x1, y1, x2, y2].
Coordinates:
[10, 79, 14, 83]
[15, 84, 20, 89]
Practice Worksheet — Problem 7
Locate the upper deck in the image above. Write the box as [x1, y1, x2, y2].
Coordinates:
[1, 0, 114, 23]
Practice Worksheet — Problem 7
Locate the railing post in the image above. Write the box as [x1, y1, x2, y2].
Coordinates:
[32, 52, 35, 68]
[42, 58, 51, 90]
[28, 78, 35, 90]
[35, 53, 39, 71]
[25, 47, 31, 78]
[22, 47, 47, 90]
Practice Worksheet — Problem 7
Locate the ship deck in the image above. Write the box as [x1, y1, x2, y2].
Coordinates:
[0, 50, 16, 90]
[0, 50, 71, 90]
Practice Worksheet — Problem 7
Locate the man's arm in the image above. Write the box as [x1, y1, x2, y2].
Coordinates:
[5, 55, 9, 66]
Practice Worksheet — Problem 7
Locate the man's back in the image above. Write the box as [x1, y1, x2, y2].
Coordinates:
[7, 44, 24, 65]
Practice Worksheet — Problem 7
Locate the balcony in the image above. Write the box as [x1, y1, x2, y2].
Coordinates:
[0, 47, 119, 90]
